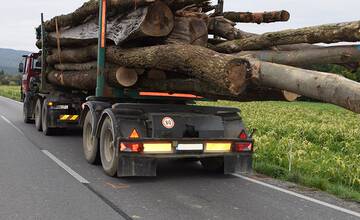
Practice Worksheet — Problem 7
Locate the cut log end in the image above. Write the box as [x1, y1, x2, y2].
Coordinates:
[282, 90, 301, 102]
[116, 67, 139, 87]
[141, 1, 174, 37]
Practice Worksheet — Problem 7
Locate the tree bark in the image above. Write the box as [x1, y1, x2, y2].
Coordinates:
[42, 0, 155, 32]
[237, 45, 360, 67]
[47, 2, 173, 46]
[47, 69, 298, 102]
[214, 20, 360, 53]
[222, 10, 290, 24]
[208, 16, 244, 40]
[249, 59, 360, 113]
[41, 0, 210, 32]
[54, 62, 98, 71]
[166, 15, 208, 46]
[47, 44, 251, 95]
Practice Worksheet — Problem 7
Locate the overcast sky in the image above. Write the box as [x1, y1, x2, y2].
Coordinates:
[0, 0, 359, 51]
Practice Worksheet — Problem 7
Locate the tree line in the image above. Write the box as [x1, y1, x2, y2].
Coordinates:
[0, 70, 21, 85]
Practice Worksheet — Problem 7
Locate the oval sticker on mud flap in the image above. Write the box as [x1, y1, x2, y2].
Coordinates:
[162, 117, 175, 129]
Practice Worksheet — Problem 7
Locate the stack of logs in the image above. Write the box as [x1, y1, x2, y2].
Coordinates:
[38, 0, 360, 113]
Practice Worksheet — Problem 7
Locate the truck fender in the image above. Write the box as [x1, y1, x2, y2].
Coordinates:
[80, 101, 111, 136]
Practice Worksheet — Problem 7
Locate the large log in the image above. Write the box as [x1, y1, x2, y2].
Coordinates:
[42, 0, 155, 32]
[222, 10, 290, 24]
[248, 59, 360, 113]
[47, 69, 298, 102]
[237, 45, 360, 67]
[48, 2, 174, 46]
[41, 0, 210, 32]
[47, 44, 251, 94]
[214, 20, 360, 53]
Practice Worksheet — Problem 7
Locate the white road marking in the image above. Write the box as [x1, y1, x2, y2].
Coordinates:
[0, 95, 22, 105]
[233, 173, 360, 218]
[1, 115, 25, 135]
[42, 150, 90, 184]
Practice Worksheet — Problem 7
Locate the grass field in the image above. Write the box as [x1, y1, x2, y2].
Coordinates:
[0, 85, 359, 201]
[0, 85, 21, 101]
[201, 101, 360, 202]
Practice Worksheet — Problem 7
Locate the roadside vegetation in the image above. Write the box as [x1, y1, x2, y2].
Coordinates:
[0, 85, 21, 101]
[201, 101, 360, 202]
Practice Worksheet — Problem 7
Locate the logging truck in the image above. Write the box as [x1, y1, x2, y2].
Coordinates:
[20, 52, 89, 135]
[20, 1, 254, 177]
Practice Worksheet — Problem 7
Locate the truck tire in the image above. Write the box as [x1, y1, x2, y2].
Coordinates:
[200, 157, 224, 172]
[83, 111, 100, 164]
[41, 99, 55, 136]
[23, 94, 33, 124]
[100, 117, 118, 177]
[34, 98, 42, 131]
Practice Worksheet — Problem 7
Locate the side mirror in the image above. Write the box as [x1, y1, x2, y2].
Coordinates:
[35, 61, 41, 68]
[18, 63, 24, 73]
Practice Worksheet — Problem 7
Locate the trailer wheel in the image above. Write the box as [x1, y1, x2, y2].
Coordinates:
[83, 111, 100, 164]
[23, 94, 33, 124]
[42, 99, 54, 136]
[200, 157, 224, 172]
[100, 117, 118, 176]
[34, 98, 42, 131]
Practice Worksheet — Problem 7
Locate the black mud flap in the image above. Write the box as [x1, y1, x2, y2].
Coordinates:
[224, 155, 237, 174]
[118, 156, 157, 177]
[236, 154, 253, 174]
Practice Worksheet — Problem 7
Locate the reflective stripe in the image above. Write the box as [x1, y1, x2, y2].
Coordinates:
[59, 115, 79, 121]
[70, 115, 79, 121]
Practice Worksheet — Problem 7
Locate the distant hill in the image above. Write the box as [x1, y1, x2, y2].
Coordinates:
[0, 48, 32, 75]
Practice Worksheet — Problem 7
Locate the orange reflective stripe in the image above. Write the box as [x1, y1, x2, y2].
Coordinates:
[139, 92, 203, 99]
[101, 0, 107, 48]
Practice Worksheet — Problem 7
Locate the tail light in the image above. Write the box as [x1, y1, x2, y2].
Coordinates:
[119, 128, 143, 152]
[120, 142, 143, 153]
[234, 142, 253, 152]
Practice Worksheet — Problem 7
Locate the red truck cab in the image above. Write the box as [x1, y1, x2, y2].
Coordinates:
[19, 53, 41, 100]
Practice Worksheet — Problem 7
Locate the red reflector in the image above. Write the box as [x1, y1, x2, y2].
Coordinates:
[120, 142, 144, 153]
[235, 142, 252, 152]
[129, 129, 140, 139]
[239, 131, 248, 140]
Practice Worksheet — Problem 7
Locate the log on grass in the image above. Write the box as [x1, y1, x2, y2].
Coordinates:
[223, 10, 290, 24]
[48, 1, 174, 46]
[238, 45, 360, 67]
[215, 20, 360, 53]
[47, 44, 252, 95]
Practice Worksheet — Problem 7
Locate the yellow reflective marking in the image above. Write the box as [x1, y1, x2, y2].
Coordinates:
[60, 115, 70, 120]
[205, 142, 232, 152]
[70, 115, 79, 121]
[143, 143, 172, 153]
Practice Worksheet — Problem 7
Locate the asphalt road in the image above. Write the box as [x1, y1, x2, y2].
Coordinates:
[0, 96, 359, 220]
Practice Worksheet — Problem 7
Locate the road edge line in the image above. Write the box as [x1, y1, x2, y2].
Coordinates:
[1, 115, 25, 135]
[233, 173, 360, 218]
[42, 150, 90, 184]
[0, 95, 22, 105]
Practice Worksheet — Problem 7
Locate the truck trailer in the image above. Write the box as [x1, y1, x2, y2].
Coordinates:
[21, 0, 254, 177]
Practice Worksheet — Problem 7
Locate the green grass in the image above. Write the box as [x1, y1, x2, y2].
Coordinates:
[0, 85, 21, 101]
[200, 101, 360, 202]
